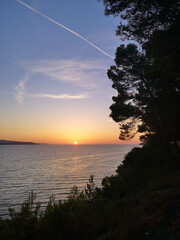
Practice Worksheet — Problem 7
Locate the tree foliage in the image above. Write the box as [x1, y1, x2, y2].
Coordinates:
[100, 0, 180, 149]
[100, 0, 180, 42]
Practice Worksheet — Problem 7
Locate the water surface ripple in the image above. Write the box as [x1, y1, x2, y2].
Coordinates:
[0, 144, 136, 217]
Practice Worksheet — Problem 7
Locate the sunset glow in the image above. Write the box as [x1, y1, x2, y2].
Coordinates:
[74, 141, 78, 145]
[0, 1, 140, 145]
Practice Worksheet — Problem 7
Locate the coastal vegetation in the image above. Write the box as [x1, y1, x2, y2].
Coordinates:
[0, 0, 179, 239]
[0, 143, 180, 239]
[103, 0, 180, 152]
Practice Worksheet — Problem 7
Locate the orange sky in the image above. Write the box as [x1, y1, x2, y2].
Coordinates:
[0, 103, 140, 145]
[0, 1, 140, 145]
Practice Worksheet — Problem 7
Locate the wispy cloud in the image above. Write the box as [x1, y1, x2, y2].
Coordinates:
[19, 59, 107, 88]
[15, 58, 106, 103]
[15, 82, 89, 103]
[26, 93, 89, 100]
[14, 74, 30, 103]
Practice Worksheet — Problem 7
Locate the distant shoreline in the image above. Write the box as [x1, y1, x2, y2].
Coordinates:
[0, 140, 39, 145]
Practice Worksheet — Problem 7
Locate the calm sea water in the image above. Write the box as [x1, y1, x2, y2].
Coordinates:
[0, 144, 136, 217]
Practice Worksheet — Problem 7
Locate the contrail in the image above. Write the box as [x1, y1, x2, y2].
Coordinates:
[16, 0, 114, 59]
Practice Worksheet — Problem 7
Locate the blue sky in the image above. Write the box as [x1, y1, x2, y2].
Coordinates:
[0, 0, 139, 144]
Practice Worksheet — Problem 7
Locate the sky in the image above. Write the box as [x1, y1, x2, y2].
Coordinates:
[0, 0, 139, 145]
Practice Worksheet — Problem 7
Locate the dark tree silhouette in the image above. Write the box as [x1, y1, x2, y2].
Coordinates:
[99, 0, 180, 42]
[100, 0, 180, 151]
[108, 44, 166, 143]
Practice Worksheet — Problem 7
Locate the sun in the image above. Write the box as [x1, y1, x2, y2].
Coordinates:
[74, 141, 78, 145]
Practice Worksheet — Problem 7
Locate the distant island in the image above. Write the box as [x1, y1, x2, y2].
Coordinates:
[0, 140, 39, 145]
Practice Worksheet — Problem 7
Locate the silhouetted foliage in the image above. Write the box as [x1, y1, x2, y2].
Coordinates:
[99, 0, 180, 42]
[1, 145, 180, 239]
[0, 1, 180, 239]
[100, 0, 180, 151]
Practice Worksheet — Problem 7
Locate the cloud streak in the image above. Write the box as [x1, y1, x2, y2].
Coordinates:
[26, 93, 89, 100]
[15, 80, 89, 103]
[20, 59, 107, 88]
[15, 58, 99, 103]
[14, 74, 29, 103]
[15, 58, 107, 103]
[16, 0, 114, 59]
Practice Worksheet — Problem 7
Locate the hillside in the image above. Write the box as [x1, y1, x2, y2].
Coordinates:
[0, 140, 39, 145]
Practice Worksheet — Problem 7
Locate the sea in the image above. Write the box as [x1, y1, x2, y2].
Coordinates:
[0, 144, 137, 218]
